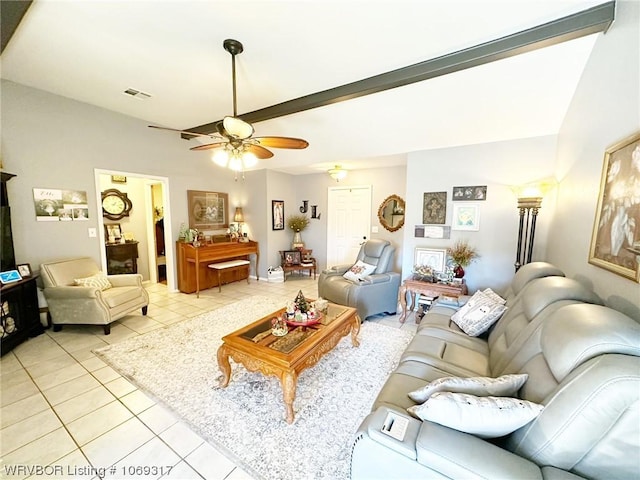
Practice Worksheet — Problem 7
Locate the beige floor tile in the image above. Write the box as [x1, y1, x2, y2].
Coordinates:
[159, 422, 204, 458]
[137, 404, 178, 435]
[120, 390, 155, 415]
[103, 377, 137, 398]
[42, 373, 102, 406]
[1, 409, 62, 455]
[80, 356, 107, 372]
[91, 365, 122, 384]
[53, 386, 115, 424]
[106, 437, 181, 479]
[1, 377, 40, 408]
[225, 467, 256, 480]
[0, 427, 76, 473]
[25, 352, 77, 380]
[159, 460, 203, 479]
[184, 442, 236, 480]
[41, 449, 93, 480]
[12, 335, 66, 367]
[0, 393, 50, 429]
[0, 353, 22, 376]
[81, 417, 154, 469]
[31, 363, 87, 391]
[66, 401, 133, 446]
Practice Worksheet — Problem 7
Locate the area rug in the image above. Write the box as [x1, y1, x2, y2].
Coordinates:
[94, 296, 413, 480]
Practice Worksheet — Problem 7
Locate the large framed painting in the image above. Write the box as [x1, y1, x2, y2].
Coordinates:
[423, 192, 447, 224]
[589, 132, 640, 282]
[187, 190, 229, 230]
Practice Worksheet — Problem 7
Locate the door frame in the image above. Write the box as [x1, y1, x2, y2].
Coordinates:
[94, 169, 176, 292]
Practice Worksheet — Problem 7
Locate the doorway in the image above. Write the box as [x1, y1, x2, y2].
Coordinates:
[94, 169, 175, 291]
[326, 185, 372, 268]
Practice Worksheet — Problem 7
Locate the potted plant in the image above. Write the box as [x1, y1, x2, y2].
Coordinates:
[287, 214, 310, 249]
[447, 239, 479, 278]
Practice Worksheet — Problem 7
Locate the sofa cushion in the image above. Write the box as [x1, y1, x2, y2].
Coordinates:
[343, 260, 376, 283]
[74, 273, 112, 291]
[408, 373, 528, 403]
[482, 288, 506, 305]
[451, 291, 507, 336]
[407, 392, 543, 438]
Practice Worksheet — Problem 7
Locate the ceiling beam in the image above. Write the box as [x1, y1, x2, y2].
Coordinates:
[1, 1, 33, 54]
[185, 1, 615, 137]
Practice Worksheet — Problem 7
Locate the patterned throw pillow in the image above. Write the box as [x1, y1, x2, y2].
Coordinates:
[407, 392, 543, 438]
[342, 260, 376, 283]
[408, 373, 528, 403]
[74, 273, 112, 291]
[451, 290, 507, 336]
[482, 288, 506, 305]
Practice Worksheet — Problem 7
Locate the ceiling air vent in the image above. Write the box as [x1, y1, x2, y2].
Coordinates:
[123, 88, 151, 100]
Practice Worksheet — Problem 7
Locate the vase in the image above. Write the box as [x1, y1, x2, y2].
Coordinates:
[292, 230, 304, 249]
[453, 264, 465, 278]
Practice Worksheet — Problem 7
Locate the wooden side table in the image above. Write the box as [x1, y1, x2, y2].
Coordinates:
[398, 278, 468, 323]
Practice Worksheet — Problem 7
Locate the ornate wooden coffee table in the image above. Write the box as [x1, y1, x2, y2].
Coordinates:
[216, 303, 360, 423]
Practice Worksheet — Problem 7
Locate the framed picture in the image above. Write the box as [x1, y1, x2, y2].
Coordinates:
[453, 185, 487, 201]
[17, 263, 32, 278]
[187, 190, 229, 230]
[589, 132, 640, 282]
[105, 223, 122, 242]
[283, 250, 301, 265]
[111, 175, 127, 184]
[414, 248, 447, 272]
[272, 200, 285, 230]
[423, 191, 447, 224]
[452, 203, 480, 231]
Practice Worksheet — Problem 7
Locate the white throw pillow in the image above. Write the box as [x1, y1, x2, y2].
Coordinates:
[482, 288, 506, 305]
[74, 273, 112, 291]
[407, 392, 543, 438]
[408, 373, 528, 403]
[342, 260, 376, 283]
[451, 290, 507, 336]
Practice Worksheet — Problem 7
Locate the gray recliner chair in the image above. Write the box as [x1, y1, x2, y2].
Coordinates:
[318, 239, 400, 321]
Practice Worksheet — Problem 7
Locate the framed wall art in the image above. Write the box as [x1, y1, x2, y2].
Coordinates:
[272, 200, 285, 230]
[589, 132, 640, 282]
[453, 185, 487, 201]
[423, 192, 447, 224]
[414, 247, 448, 272]
[452, 203, 480, 231]
[187, 190, 229, 230]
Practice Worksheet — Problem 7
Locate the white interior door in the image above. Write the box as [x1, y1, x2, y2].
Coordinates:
[326, 185, 372, 268]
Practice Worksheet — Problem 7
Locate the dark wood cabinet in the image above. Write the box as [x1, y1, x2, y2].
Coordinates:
[1, 277, 44, 356]
[106, 241, 139, 274]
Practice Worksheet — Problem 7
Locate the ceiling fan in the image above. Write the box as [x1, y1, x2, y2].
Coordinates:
[149, 39, 309, 172]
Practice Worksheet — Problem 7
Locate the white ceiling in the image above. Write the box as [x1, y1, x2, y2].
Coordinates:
[1, 0, 608, 175]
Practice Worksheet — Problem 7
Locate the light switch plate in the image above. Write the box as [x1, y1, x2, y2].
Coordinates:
[88, 228, 97, 238]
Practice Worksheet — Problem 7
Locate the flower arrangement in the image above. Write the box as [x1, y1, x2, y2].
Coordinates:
[447, 239, 479, 267]
[412, 264, 434, 282]
[287, 214, 310, 232]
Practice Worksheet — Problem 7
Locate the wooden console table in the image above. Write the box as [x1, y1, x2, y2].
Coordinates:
[177, 241, 259, 296]
[399, 278, 468, 323]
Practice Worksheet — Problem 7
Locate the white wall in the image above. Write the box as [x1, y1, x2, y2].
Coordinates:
[403, 136, 558, 293]
[548, 0, 640, 320]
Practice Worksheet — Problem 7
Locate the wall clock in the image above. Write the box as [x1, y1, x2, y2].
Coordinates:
[101, 189, 132, 220]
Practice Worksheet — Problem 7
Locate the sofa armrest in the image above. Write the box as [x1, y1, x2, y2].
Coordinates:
[360, 272, 398, 285]
[108, 274, 143, 287]
[321, 264, 352, 275]
[416, 421, 543, 479]
[43, 286, 100, 299]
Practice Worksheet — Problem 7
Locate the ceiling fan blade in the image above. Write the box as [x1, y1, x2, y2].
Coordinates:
[254, 136, 309, 149]
[245, 144, 274, 159]
[148, 125, 217, 138]
[190, 142, 229, 151]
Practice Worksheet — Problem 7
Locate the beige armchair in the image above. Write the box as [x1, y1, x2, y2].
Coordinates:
[318, 239, 400, 321]
[40, 257, 149, 335]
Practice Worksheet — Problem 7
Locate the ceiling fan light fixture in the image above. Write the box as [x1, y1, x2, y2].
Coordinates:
[223, 116, 254, 140]
[242, 151, 258, 168]
[212, 150, 229, 167]
[328, 165, 348, 182]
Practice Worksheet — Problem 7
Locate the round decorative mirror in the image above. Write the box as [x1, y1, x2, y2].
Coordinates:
[378, 194, 405, 232]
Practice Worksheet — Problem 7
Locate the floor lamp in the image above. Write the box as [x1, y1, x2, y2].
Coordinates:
[515, 196, 542, 271]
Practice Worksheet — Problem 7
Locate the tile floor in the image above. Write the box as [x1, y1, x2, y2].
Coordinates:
[1, 275, 416, 480]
